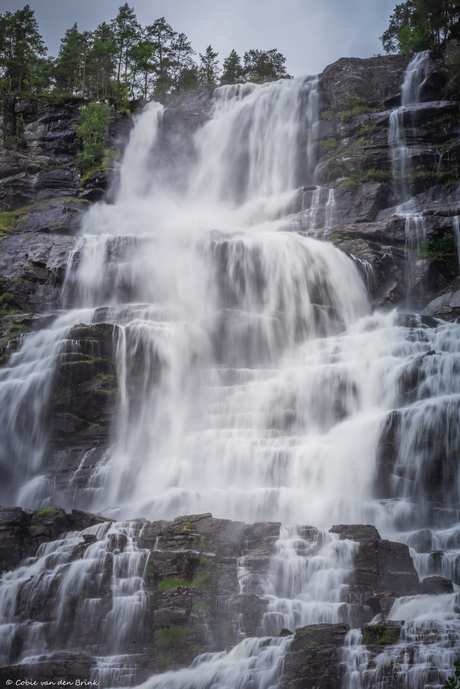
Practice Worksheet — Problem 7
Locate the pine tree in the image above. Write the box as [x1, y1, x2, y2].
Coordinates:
[130, 34, 157, 99]
[220, 49, 244, 85]
[170, 32, 195, 90]
[198, 45, 219, 88]
[89, 22, 118, 98]
[145, 17, 176, 101]
[0, 5, 46, 93]
[112, 3, 140, 83]
[54, 23, 85, 95]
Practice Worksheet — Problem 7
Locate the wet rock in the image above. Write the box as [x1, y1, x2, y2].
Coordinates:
[319, 55, 410, 111]
[422, 289, 460, 320]
[330, 524, 420, 609]
[362, 621, 401, 646]
[0, 652, 95, 685]
[0, 506, 32, 572]
[280, 623, 350, 689]
[420, 575, 454, 594]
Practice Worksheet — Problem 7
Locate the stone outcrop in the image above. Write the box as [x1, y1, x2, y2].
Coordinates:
[280, 623, 350, 689]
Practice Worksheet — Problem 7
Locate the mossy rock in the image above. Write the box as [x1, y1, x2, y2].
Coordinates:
[362, 623, 400, 646]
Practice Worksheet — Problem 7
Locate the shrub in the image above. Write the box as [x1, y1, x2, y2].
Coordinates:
[74, 103, 113, 173]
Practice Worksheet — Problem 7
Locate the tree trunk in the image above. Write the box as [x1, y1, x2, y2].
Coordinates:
[82, 39, 87, 98]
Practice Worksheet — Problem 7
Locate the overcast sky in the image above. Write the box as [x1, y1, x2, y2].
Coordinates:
[2, 0, 398, 76]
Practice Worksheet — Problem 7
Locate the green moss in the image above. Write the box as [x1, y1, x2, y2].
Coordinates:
[341, 97, 378, 122]
[198, 535, 207, 549]
[191, 573, 209, 590]
[302, 664, 313, 673]
[199, 556, 212, 565]
[158, 577, 191, 591]
[185, 522, 195, 530]
[318, 137, 338, 151]
[30, 524, 43, 531]
[156, 653, 174, 668]
[155, 625, 187, 650]
[192, 602, 210, 610]
[1, 324, 31, 346]
[36, 507, 59, 518]
[338, 180, 357, 187]
[362, 624, 400, 646]
[0, 202, 38, 234]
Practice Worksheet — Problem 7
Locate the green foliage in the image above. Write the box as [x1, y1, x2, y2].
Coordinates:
[420, 232, 455, 256]
[74, 102, 113, 172]
[444, 659, 460, 688]
[155, 625, 187, 650]
[198, 45, 219, 89]
[0, 5, 292, 99]
[243, 48, 291, 82]
[380, 0, 460, 54]
[221, 49, 244, 85]
[36, 507, 60, 518]
[318, 138, 338, 150]
[0, 4, 47, 94]
[321, 109, 336, 121]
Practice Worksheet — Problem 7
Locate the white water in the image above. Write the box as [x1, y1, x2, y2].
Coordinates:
[0, 62, 460, 687]
[387, 52, 431, 306]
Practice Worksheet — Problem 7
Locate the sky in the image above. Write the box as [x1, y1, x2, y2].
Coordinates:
[2, 0, 398, 77]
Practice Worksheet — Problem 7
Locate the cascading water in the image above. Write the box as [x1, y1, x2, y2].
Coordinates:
[1, 60, 460, 688]
[388, 51, 430, 304]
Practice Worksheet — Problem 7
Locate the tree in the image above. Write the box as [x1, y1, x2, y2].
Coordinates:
[198, 45, 219, 88]
[243, 49, 290, 82]
[54, 23, 85, 95]
[170, 32, 195, 90]
[89, 22, 118, 98]
[130, 35, 157, 99]
[444, 659, 460, 688]
[0, 5, 46, 93]
[111, 3, 140, 83]
[220, 49, 244, 85]
[73, 103, 113, 172]
[380, 0, 460, 53]
[145, 17, 176, 101]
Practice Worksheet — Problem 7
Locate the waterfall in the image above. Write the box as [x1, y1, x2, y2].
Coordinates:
[1, 63, 460, 688]
[387, 52, 430, 304]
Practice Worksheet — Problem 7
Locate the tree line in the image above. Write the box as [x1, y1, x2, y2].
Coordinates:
[0, 3, 291, 102]
[380, 0, 460, 54]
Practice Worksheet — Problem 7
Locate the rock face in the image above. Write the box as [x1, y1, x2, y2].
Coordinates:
[0, 96, 132, 211]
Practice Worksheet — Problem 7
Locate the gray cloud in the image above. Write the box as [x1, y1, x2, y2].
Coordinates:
[1, 0, 398, 76]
